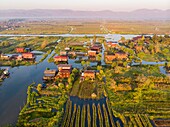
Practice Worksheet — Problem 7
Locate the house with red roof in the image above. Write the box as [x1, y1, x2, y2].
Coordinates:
[57, 64, 72, 78]
[81, 70, 96, 80]
[58, 64, 72, 71]
[88, 50, 97, 56]
[105, 55, 116, 61]
[54, 56, 68, 62]
[90, 46, 101, 53]
[43, 69, 57, 80]
[132, 36, 145, 42]
[22, 53, 35, 59]
[107, 41, 118, 48]
[16, 48, 25, 53]
[115, 52, 128, 60]
[58, 70, 71, 78]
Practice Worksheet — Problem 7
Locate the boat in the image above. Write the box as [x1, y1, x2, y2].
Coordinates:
[3, 68, 10, 76]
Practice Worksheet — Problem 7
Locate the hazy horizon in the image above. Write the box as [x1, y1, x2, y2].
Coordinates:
[0, 8, 169, 12]
[0, 0, 169, 11]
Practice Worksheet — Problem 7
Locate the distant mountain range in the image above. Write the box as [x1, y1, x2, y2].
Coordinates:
[0, 9, 170, 20]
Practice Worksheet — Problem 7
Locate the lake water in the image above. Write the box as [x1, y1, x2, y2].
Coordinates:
[0, 34, 169, 126]
[0, 52, 57, 126]
[0, 49, 98, 126]
[0, 33, 152, 39]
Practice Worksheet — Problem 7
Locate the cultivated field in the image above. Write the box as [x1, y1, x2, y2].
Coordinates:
[0, 20, 170, 34]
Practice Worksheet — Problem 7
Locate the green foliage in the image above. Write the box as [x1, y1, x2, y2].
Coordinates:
[0, 41, 10, 47]
[81, 105, 86, 127]
[102, 104, 110, 127]
[87, 104, 91, 127]
[96, 53, 102, 61]
[97, 104, 104, 127]
[37, 84, 42, 92]
[111, 62, 117, 68]
[106, 99, 116, 127]
[75, 106, 80, 127]
[120, 36, 125, 41]
[81, 60, 90, 69]
[70, 104, 77, 127]
[137, 52, 146, 59]
[97, 65, 102, 71]
[92, 104, 97, 127]
[18, 81, 69, 126]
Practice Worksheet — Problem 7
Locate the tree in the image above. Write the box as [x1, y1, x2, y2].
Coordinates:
[129, 55, 134, 61]
[164, 34, 170, 38]
[120, 36, 125, 42]
[167, 57, 170, 62]
[162, 48, 169, 55]
[126, 49, 134, 56]
[72, 68, 79, 74]
[86, 61, 90, 66]
[81, 61, 90, 70]
[46, 68, 50, 70]
[141, 35, 145, 41]
[129, 42, 134, 49]
[97, 66, 102, 71]
[111, 62, 117, 68]
[114, 66, 121, 74]
[97, 73, 103, 81]
[148, 44, 154, 54]
[68, 77, 73, 85]
[37, 84, 42, 92]
[99, 70, 104, 76]
[123, 61, 128, 67]
[137, 52, 145, 59]
[81, 61, 86, 66]
[138, 40, 144, 46]
[58, 83, 64, 89]
[3, 41, 10, 46]
[96, 54, 102, 61]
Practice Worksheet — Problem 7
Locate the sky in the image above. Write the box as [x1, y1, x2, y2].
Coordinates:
[0, 0, 170, 11]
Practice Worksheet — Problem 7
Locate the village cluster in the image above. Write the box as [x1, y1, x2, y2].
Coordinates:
[42, 41, 104, 82]
[1, 35, 170, 83]
[0, 47, 35, 61]
[1, 34, 170, 127]
[41, 36, 133, 84]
